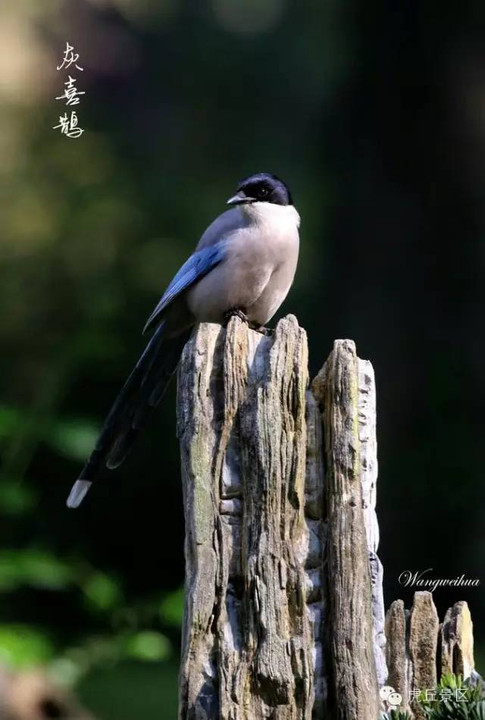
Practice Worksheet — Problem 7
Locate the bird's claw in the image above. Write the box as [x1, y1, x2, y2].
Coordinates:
[224, 308, 249, 324]
[223, 310, 273, 337]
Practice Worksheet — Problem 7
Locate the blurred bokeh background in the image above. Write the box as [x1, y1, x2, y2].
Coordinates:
[1, 0, 484, 717]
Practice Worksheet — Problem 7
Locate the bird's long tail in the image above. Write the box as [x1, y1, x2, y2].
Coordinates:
[66, 323, 192, 508]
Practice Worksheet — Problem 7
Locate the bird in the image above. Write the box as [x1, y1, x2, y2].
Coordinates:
[66, 172, 300, 508]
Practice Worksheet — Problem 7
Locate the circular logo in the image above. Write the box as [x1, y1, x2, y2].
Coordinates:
[379, 686, 395, 701]
[379, 686, 402, 707]
[388, 692, 402, 707]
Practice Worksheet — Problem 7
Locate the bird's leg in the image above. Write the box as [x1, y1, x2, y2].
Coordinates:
[224, 308, 249, 325]
[223, 309, 273, 336]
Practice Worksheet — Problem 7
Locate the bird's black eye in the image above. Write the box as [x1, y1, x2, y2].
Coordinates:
[259, 187, 269, 198]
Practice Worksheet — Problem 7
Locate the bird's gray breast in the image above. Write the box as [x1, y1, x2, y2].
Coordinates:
[186, 207, 299, 325]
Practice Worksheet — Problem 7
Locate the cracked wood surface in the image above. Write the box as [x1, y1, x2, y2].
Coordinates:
[312, 340, 379, 720]
[177, 319, 381, 719]
[177, 316, 313, 719]
[385, 594, 479, 718]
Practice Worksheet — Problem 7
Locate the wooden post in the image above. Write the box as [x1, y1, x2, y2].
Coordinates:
[385, 593, 480, 717]
[408, 592, 439, 719]
[177, 317, 382, 719]
[312, 341, 380, 719]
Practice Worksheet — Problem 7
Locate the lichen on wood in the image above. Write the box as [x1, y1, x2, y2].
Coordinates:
[312, 340, 380, 720]
[441, 601, 475, 681]
[384, 592, 481, 718]
[385, 599, 411, 712]
[177, 321, 383, 719]
[177, 316, 315, 719]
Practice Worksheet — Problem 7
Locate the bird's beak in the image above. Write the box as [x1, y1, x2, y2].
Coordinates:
[226, 192, 254, 206]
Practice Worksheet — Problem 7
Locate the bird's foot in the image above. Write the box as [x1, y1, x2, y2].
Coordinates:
[224, 308, 249, 325]
[223, 310, 273, 336]
[251, 324, 273, 337]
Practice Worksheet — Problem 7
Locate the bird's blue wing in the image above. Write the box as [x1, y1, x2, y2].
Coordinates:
[142, 241, 227, 334]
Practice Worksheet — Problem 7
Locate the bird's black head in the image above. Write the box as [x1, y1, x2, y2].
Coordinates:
[227, 172, 293, 207]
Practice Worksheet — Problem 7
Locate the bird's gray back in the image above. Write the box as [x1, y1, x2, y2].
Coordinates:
[195, 207, 250, 251]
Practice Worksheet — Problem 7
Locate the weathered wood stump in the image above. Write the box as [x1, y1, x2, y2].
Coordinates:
[177, 316, 382, 720]
[385, 593, 479, 717]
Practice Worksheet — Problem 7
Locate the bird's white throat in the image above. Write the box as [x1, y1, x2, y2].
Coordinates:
[242, 201, 301, 230]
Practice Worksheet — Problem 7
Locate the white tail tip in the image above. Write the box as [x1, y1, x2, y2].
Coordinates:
[67, 479, 92, 509]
